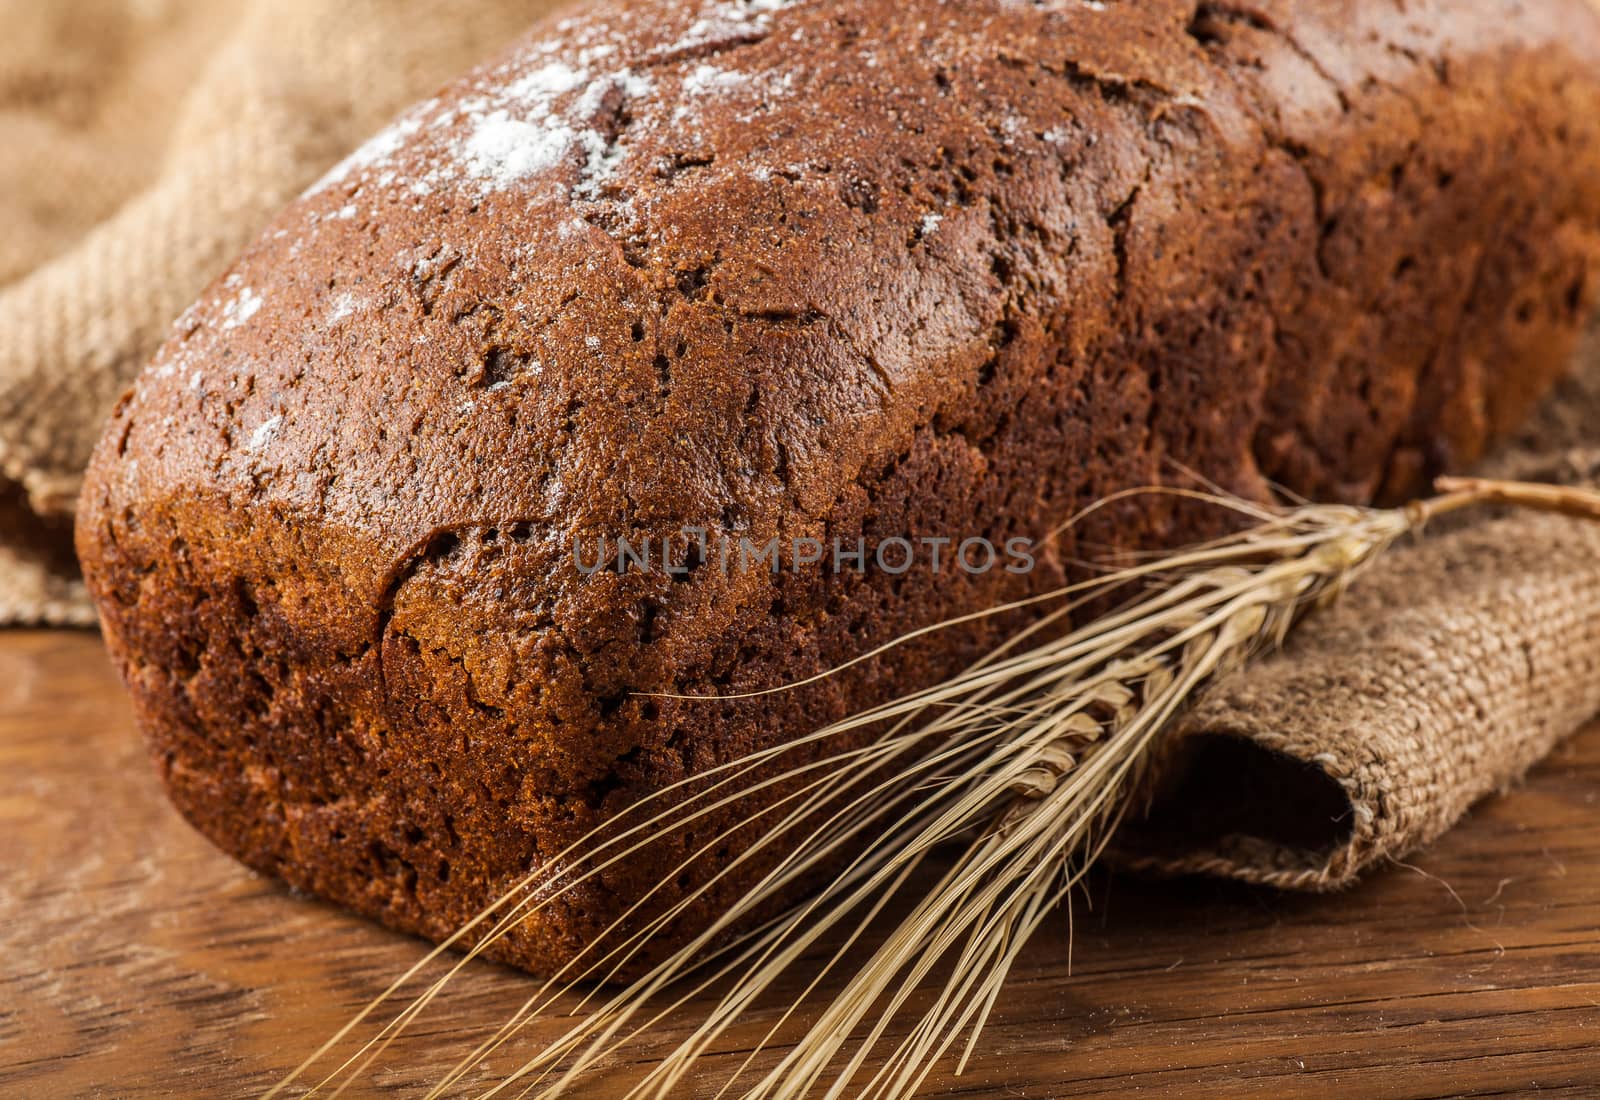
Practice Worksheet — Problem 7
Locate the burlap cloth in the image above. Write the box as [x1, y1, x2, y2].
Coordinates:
[1, 0, 1596, 890]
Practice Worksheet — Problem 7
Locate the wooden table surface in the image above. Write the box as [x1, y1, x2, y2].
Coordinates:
[4, 628, 1598, 1098]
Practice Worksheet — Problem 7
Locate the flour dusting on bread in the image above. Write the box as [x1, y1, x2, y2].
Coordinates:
[301, 0, 811, 210]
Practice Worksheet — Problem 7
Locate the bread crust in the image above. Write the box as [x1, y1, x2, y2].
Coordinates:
[78, 0, 1600, 973]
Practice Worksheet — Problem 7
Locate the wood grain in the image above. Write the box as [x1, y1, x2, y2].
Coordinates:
[3, 628, 1597, 1097]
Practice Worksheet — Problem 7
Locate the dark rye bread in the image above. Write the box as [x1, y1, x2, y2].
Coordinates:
[77, 0, 1600, 975]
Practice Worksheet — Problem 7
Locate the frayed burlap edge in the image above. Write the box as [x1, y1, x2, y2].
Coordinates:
[0, 547, 96, 628]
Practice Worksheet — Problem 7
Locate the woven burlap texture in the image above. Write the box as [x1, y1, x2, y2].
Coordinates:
[0, 0, 560, 625]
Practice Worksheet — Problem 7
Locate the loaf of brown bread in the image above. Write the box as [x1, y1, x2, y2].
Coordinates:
[77, 0, 1600, 974]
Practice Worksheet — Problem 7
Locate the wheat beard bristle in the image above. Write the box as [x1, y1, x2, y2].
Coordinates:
[267, 478, 1600, 1100]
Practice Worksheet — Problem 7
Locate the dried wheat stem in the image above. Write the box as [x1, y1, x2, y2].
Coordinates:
[1431, 475, 1600, 522]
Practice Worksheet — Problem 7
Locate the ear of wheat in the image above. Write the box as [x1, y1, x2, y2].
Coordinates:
[270, 476, 1600, 1100]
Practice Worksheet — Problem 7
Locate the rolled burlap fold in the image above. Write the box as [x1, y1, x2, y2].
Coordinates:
[1118, 465, 1600, 887]
[1, 0, 1597, 891]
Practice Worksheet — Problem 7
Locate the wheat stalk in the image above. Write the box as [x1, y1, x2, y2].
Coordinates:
[271, 477, 1600, 1100]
